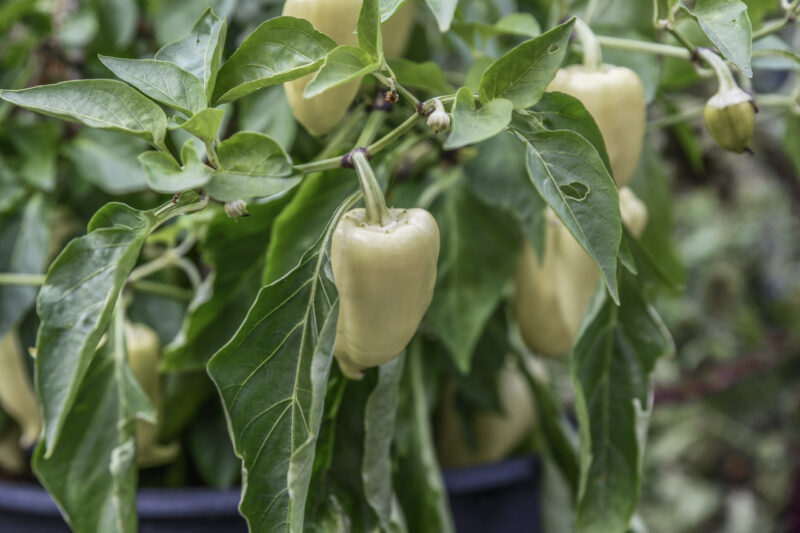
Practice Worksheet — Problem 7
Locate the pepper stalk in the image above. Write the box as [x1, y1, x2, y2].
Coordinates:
[351, 149, 391, 226]
[574, 18, 602, 70]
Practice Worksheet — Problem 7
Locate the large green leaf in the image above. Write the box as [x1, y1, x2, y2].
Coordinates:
[357, 0, 383, 59]
[387, 58, 454, 94]
[99, 56, 207, 116]
[571, 273, 673, 533]
[205, 131, 298, 201]
[213, 17, 337, 104]
[155, 8, 227, 103]
[0, 194, 49, 339]
[426, 180, 519, 372]
[444, 87, 513, 150]
[35, 193, 207, 455]
[394, 339, 454, 533]
[33, 311, 155, 533]
[363, 356, 405, 530]
[304, 45, 380, 98]
[479, 18, 574, 109]
[0, 80, 167, 147]
[685, 0, 752, 76]
[516, 126, 621, 303]
[163, 195, 293, 371]
[63, 129, 149, 194]
[208, 194, 357, 533]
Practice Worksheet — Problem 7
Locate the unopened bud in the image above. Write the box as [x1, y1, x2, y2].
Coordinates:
[427, 99, 450, 134]
[224, 199, 248, 219]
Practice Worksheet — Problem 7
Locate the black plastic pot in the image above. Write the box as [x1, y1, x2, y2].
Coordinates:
[0, 455, 541, 532]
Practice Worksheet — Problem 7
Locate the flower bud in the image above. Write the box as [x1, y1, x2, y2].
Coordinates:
[427, 99, 450, 134]
[704, 88, 756, 153]
[224, 199, 248, 219]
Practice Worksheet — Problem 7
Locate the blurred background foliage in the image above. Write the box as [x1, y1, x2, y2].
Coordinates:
[1, 0, 799, 530]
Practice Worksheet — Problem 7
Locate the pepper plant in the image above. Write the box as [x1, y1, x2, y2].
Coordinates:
[0, 0, 799, 532]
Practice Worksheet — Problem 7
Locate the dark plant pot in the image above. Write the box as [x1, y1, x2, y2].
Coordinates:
[443, 455, 542, 533]
[0, 455, 541, 532]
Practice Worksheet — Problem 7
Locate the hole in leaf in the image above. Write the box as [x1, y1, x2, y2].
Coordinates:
[548, 44, 560, 54]
[559, 181, 589, 201]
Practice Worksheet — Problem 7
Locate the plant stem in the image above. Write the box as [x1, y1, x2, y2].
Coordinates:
[0, 273, 45, 286]
[697, 48, 737, 93]
[583, 0, 600, 25]
[205, 141, 221, 169]
[647, 107, 704, 129]
[667, 27, 697, 57]
[367, 112, 421, 154]
[753, 11, 798, 40]
[130, 280, 194, 302]
[318, 105, 367, 159]
[595, 35, 691, 59]
[356, 111, 386, 147]
[575, 18, 602, 69]
[373, 71, 420, 107]
[352, 150, 390, 226]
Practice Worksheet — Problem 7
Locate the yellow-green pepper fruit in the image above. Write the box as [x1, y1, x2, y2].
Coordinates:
[547, 65, 646, 188]
[436, 357, 543, 468]
[283, 0, 416, 136]
[124, 322, 179, 468]
[332, 207, 439, 379]
[513, 211, 573, 357]
[704, 87, 755, 153]
[0, 331, 41, 448]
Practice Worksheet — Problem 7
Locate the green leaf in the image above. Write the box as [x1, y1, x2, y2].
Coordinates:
[0, 194, 49, 338]
[162, 195, 292, 371]
[188, 398, 241, 489]
[464, 133, 547, 258]
[571, 273, 673, 533]
[205, 131, 299, 201]
[394, 339, 454, 533]
[155, 8, 227, 103]
[424, 0, 458, 32]
[304, 45, 380, 99]
[479, 18, 574, 109]
[444, 87, 512, 150]
[63, 130, 149, 194]
[99, 55, 207, 116]
[380, 0, 407, 21]
[358, 0, 383, 59]
[363, 356, 404, 530]
[528, 92, 612, 174]
[238, 87, 298, 149]
[494, 13, 541, 37]
[387, 58, 454, 94]
[517, 128, 621, 303]
[426, 181, 519, 372]
[173, 107, 225, 144]
[138, 139, 214, 194]
[263, 170, 356, 285]
[0, 80, 168, 147]
[686, 0, 752, 76]
[213, 17, 337, 104]
[35, 193, 207, 455]
[208, 195, 356, 533]
[33, 312, 153, 533]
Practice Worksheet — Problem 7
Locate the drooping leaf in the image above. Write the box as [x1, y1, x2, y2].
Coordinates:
[424, 0, 458, 32]
[571, 273, 673, 533]
[684, 0, 752, 76]
[213, 17, 337, 104]
[155, 8, 227, 103]
[208, 194, 357, 533]
[444, 87, 513, 150]
[304, 45, 380, 99]
[515, 126, 621, 303]
[205, 131, 298, 201]
[479, 18, 574, 109]
[0, 80, 167, 147]
[363, 356, 405, 530]
[99, 56, 207, 116]
[528, 92, 612, 174]
[426, 180, 519, 372]
[33, 311, 155, 533]
[0, 194, 49, 338]
[35, 193, 207, 455]
[138, 139, 214, 194]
